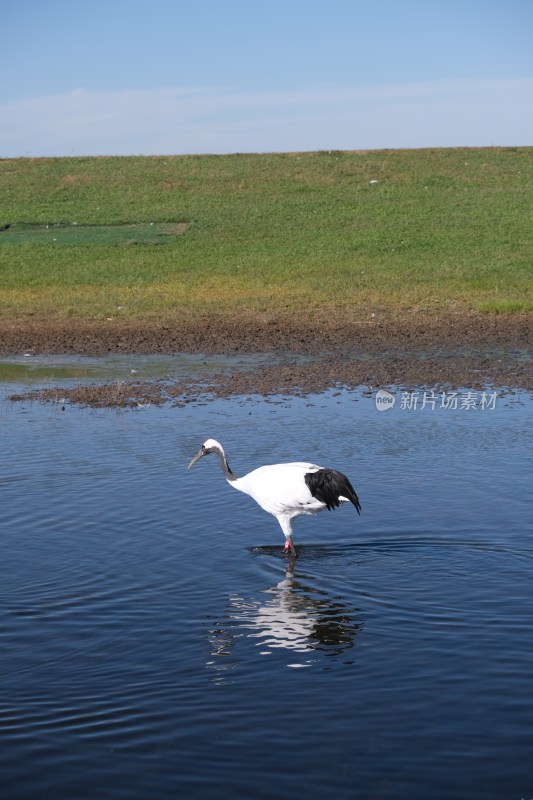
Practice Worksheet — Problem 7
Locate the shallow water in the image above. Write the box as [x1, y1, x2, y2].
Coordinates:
[1, 384, 532, 799]
[0, 351, 306, 384]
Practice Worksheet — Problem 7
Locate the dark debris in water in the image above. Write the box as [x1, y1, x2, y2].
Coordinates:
[9, 380, 169, 408]
[5, 313, 531, 407]
[8, 351, 532, 408]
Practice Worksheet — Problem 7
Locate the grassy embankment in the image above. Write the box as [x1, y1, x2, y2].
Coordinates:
[0, 148, 532, 322]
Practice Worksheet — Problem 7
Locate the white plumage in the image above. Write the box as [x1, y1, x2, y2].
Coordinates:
[188, 438, 361, 556]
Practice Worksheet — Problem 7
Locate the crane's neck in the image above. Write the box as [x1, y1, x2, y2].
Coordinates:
[215, 447, 236, 482]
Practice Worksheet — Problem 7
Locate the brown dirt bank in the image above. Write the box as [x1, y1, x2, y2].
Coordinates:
[0, 312, 531, 357]
[4, 312, 531, 406]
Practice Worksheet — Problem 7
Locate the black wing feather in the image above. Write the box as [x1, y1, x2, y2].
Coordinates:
[304, 468, 361, 514]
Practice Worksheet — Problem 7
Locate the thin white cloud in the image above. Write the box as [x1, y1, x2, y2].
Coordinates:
[0, 78, 532, 157]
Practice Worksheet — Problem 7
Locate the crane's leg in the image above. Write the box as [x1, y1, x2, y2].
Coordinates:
[278, 516, 297, 558]
[284, 537, 297, 557]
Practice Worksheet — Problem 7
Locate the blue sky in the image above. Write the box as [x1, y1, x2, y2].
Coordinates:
[1, 0, 532, 156]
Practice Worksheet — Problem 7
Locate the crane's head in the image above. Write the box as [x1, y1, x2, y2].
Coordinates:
[187, 438, 223, 469]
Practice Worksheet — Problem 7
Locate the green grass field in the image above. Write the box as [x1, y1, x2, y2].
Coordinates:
[1, 148, 531, 321]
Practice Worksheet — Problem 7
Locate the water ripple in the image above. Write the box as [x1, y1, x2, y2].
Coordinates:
[1, 392, 532, 800]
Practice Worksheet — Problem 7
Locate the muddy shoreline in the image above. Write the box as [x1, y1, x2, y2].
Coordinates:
[3, 313, 531, 405]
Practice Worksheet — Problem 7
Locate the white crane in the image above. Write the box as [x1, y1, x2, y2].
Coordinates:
[187, 439, 361, 556]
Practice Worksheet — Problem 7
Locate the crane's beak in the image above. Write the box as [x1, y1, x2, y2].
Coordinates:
[187, 449, 204, 469]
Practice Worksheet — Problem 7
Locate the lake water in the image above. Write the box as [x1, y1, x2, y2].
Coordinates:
[1, 370, 532, 799]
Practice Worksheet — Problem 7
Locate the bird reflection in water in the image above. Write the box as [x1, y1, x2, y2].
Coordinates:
[207, 560, 362, 678]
